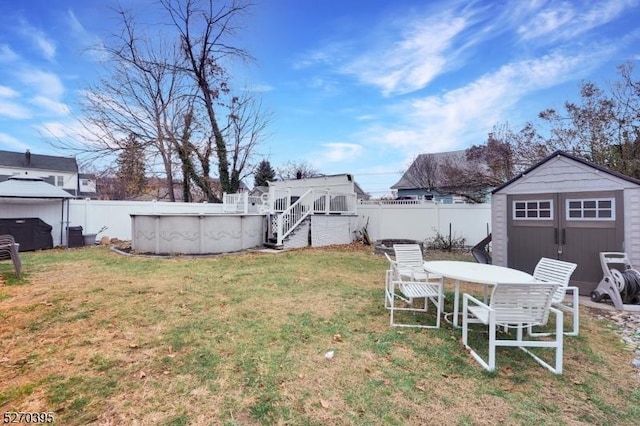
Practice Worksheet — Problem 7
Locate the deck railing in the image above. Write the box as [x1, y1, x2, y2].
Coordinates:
[222, 192, 265, 214]
[274, 190, 357, 245]
[223, 189, 357, 246]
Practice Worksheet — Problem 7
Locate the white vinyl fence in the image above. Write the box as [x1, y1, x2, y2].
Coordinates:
[2, 198, 492, 248]
[357, 201, 492, 246]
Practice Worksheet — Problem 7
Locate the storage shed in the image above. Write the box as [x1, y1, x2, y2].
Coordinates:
[491, 151, 640, 295]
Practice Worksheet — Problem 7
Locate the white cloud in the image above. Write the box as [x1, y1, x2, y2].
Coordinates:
[36, 121, 68, 139]
[0, 44, 19, 62]
[35, 36, 56, 61]
[66, 9, 85, 34]
[360, 48, 611, 159]
[66, 10, 106, 61]
[0, 132, 29, 150]
[518, 0, 639, 42]
[36, 120, 117, 150]
[293, 4, 487, 97]
[243, 84, 275, 93]
[340, 12, 470, 96]
[0, 100, 31, 119]
[30, 96, 71, 116]
[0, 86, 19, 98]
[18, 19, 56, 61]
[320, 142, 364, 162]
[293, 45, 343, 70]
[309, 77, 341, 95]
[18, 70, 65, 99]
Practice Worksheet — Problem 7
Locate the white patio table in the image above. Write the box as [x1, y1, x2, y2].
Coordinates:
[423, 261, 536, 328]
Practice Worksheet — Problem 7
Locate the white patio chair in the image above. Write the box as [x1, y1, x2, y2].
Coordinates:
[383, 253, 397, 309]
[386, 277, 444, 329]
[384, 247, 442, 310]
[462, 282, 564, 374]
[393, 244, 441, 282]
[530, 257, 579, 336]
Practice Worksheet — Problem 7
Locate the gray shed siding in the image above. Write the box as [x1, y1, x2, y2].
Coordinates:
[624, 187, 640, 266]
[491, 193, 508, 267]
[492, 155, 640, 278]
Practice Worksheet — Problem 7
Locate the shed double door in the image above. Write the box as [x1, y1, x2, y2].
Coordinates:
[507, 191, 624, 295]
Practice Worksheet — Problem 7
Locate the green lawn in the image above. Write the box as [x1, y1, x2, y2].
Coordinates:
[0, 245, 638, 425]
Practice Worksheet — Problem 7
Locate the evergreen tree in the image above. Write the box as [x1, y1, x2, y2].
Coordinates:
[116, 134, 147, 198]
[254, 159, 275, 187]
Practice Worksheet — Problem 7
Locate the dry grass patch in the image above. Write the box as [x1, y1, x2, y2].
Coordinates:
[1, 245, 639, 425]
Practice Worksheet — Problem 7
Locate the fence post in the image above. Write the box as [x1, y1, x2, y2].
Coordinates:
[243, 192, 249, 214]
[83, 197, 89, 232]
[324, 191, 329, 214]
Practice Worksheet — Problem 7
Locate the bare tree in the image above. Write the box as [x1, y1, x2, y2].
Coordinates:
[609, 62, 640, 178]
[276, 160, 321, 180]
[495, 63, 640, 178]
[161, 0, 255, 194]
[55, 1, 268, 202]
[437, 154, 491, 203]
[538, 81, 618, 165]
[66, 6, 192, 201]
[403, 154, 440, 192]
[225, 93, 272, 191]
[401, 152, 490, 203]
[455, 62, 640, 189]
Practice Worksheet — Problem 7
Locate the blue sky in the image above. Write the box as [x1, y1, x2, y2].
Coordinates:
[0, 0, 639, 196]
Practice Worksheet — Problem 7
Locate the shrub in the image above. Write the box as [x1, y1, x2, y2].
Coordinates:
[424, 230, 466, 251]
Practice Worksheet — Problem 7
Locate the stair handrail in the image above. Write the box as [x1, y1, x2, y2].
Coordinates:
[276, 189, 316, 245]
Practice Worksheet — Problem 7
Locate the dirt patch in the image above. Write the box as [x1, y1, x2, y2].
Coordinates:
[374, 239, 421, 255]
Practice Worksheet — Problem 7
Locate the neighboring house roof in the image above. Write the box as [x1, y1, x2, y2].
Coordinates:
[391, 149, 468, 190]
[492, 150, 640, 193]
[0, 149, 78, 173]
[249, 186, 269, 197]
[0, 176, 74, 199]
[353, 180, 370, 200]
[78, 173, 96, 179]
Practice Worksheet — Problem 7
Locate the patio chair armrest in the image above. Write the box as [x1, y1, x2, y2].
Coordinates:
[565, 286, 579, 295]
[463, 293, 493, 325]
[549, 306, 562, 315]
[384, 252, 396, 266]
[462, 293, 488, 309]
[548, 306, 564, 330]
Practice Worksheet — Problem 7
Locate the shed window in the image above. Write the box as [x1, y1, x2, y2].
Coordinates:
[513, 200, 553, 220]
[566, 198, 615, 221]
